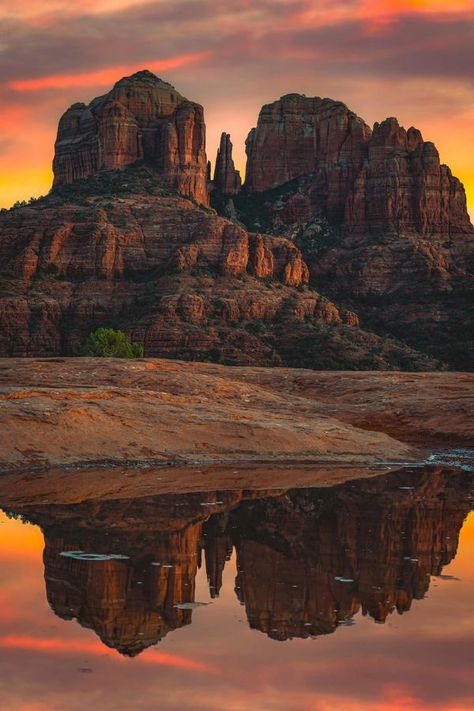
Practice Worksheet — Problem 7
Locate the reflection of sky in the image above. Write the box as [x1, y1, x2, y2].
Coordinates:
[0, 509, 472, 710]
[0, 1, 473, 221]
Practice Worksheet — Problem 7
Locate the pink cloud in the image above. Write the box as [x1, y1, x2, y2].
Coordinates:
[7, 52, 212, 92]
[0, 634, 219, 673]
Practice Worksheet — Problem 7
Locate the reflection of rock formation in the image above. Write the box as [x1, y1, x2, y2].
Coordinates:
[34, 490, 265, 656]
[13, 466, 473, 653]
[202, 513, 233, 598]
[230, 468, 472, 640]
[44, 526, 200, 656]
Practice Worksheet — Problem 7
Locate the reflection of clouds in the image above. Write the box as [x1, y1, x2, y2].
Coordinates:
[0, 506, 473, 711]
[0, 634, 218, 672]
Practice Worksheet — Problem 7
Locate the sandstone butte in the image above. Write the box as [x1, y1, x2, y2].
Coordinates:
[2, 467, 470, 653]
[53, 70, 209, 205]
[215, 94, 474, 369]
[0, 70, 473, 370]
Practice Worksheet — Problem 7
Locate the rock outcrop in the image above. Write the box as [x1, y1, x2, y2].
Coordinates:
[344, 117, 472, 236]
[213, 94, 474, 368]
[2, 73, 472, 367]
[53, 70, 209, 205]
[1, 166, 435, 369]
[242, 95, 472, 238]
[213, 133, 241, 195]
[245, 94, 372, 223]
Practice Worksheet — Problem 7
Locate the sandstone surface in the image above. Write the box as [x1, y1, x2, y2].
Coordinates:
[0, 358, 472, 472]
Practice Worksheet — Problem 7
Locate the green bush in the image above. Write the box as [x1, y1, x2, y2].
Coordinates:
[81, 328, 144, 358]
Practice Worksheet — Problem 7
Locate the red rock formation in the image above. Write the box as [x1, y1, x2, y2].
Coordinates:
[53, 70, 209, 205]
[230, 96, 474, 367]
[245, 94, 372, 222]
[344, 117, 473, 236]
[243, 95, 472, 238]
[4, 169, 417, 368]
[213, 133, 241, 195]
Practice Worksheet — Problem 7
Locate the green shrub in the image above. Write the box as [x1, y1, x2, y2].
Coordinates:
[81, 327, 144, 358]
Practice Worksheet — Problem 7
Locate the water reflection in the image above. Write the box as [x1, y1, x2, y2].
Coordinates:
[5, 465, 472, 656]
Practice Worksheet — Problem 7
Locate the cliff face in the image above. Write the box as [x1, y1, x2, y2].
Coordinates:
[3, 74, 473, 367]
[243, 95, 472, 238]
[1, 167, 436, 368]
[344, 118, 472, 236]
[214, 95, 474, 368]
[245, 94, 372, 223]
[53, 70, 209, 205]
[15, 466, 472, 653]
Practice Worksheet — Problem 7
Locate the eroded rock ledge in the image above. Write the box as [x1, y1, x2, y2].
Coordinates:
[0, 358, 472, 471]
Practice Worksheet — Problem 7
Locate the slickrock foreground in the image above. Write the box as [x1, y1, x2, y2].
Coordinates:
[0, 358, 472, 471]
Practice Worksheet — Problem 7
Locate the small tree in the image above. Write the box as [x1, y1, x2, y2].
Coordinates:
[81, 328, 144, 358]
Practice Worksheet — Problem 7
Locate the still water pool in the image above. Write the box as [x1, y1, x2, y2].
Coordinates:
[0, 465, 472, 710]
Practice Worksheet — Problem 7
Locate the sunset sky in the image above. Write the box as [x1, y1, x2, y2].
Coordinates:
[0, 0, 473, 219]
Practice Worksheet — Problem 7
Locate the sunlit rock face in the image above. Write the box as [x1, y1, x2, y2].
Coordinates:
[53, 70, 209, 205]
[244, 95, 472, 238]
[344, 118, 472, 236]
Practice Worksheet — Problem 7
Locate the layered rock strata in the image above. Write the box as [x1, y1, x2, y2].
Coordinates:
[53, 70, 209, 205]
[245, 94, 372, 223]
[220, 95, 474, 368]
[0, 168, 434, 368]
[243, 95, 472, 238]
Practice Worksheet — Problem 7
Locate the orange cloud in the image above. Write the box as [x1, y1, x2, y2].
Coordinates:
[284, 0, 474, 36]
[7, 52, 212, 92]
[0, 635, 218, 673]
[360, 0, 472, 14]
[0, 0, 155, 21]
